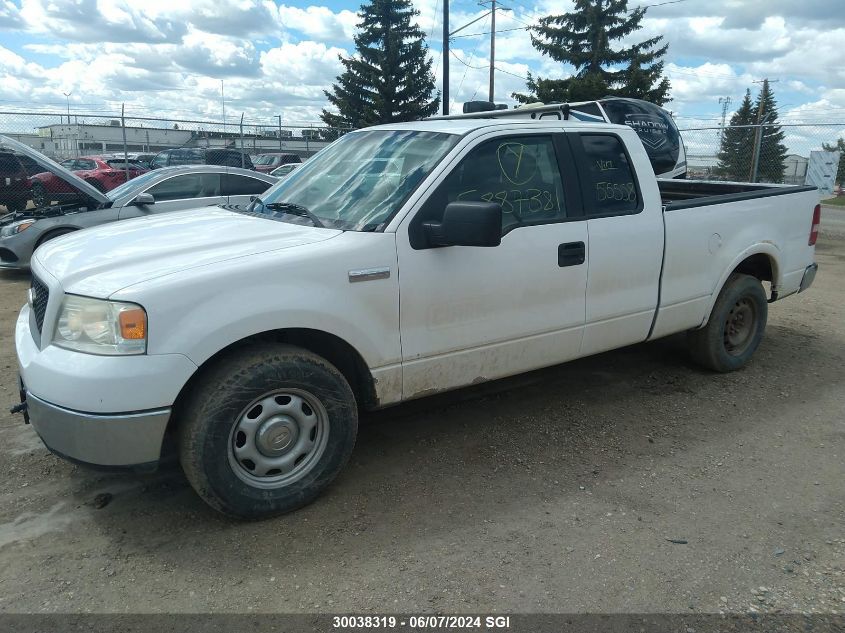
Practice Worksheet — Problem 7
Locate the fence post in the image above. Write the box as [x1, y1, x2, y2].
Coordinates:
[239, 113, 245, 168]
[121, 103, 129, 183]
[278, 115, 283, 150]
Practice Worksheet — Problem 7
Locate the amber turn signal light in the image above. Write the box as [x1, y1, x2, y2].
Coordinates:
[119, 308, 147, 340]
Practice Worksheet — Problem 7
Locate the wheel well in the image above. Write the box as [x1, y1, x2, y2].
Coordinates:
[35, 227, 77, 249]
[731, 253, 776, 300]
[172, 329, 378, 428]
[733, 253, 774, 283]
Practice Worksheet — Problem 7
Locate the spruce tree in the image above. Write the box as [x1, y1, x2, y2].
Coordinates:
[513, 0, 671, 105]
[715, 89, 755, 181]
[752, 79, 787, 183]
[321, 0, 439, 130]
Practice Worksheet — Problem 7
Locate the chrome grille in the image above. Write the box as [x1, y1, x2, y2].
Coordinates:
[30, 275, 49, 334]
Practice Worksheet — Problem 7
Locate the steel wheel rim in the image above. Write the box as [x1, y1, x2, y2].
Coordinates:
[724, 297, 756, 356]
[227, 388, 330, 489]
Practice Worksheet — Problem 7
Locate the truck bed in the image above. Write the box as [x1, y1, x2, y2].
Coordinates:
[658, 179, 817, 210]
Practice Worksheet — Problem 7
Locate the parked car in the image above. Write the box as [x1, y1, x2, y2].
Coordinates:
[102, 152, 157, 169]
[30, 155, 149, 207]
[0, 136, 276, 269]
[269, 162, 301, 178]
[253, 153, 302, 174]
[14, 120, 819, 519]
[0, 151, 34, 212]
[150, 148, 254, 170]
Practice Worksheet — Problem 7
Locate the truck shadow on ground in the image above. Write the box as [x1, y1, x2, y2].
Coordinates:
[35, 319, 837, 570]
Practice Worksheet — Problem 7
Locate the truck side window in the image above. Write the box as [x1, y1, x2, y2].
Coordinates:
[416, 135, 566, 239]
[579, 134, 639, 215]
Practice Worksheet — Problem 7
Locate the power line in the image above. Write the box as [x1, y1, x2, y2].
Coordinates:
[452, 25, 529, 38]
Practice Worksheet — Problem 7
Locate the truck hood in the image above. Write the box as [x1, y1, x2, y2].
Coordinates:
[35, 206, 342, 296]
[0, 134, 108, 204]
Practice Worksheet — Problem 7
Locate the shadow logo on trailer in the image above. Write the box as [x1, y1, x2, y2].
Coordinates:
[623, 114, 670, 150]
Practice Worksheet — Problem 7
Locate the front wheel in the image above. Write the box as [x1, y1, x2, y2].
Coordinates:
[688, 273, 768, 372]
[177, 344, 358, 519]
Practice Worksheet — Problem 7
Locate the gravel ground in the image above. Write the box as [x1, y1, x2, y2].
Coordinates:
[0, 234, 842, 616]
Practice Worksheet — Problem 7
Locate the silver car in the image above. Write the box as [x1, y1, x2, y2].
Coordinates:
[0, 136, 276, 270]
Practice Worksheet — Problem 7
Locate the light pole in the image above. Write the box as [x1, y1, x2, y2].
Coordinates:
[62, 91, 74, 157]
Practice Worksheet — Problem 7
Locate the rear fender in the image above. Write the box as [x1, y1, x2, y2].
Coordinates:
[701, 243, 780, 326]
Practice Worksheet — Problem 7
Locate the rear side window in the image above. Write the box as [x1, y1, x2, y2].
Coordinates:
[171, 149, 203, 165]
[578, 134, 639, 215]
[222, 174, 271, 196]
[146, 173, 221, 201]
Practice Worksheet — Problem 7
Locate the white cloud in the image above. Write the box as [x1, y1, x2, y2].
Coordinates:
[277, 4, 358, 40]
[0, 0, 841, 128]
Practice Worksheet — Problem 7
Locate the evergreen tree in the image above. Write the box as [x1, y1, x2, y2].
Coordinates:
[513, 0, 670, 105]
[715, 89, 755, 181]
[822, 138, 845, 185]
[321, 0, 439, 129]
[752, 79, 787, 183]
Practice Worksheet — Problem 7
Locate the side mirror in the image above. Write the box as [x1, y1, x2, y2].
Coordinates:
[134, 192, 155, 206]
[423, 201, 502, 248]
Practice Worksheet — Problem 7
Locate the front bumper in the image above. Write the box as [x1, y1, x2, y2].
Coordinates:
[24, 389, 170, 470]
[15, 301, 198, 468]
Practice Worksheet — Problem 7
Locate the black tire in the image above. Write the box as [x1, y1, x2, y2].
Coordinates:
[31, 182, 47, 208]
[688, 273, 768, 372]
[178, 344, 358, 519]
[35, 228, 76, 249]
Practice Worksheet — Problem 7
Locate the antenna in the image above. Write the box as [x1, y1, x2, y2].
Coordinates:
[718, 96, 732, 130]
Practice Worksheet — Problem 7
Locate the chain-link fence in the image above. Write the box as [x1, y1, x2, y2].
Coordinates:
[679, 122, 845, 187]
[0, 109, 350, 164]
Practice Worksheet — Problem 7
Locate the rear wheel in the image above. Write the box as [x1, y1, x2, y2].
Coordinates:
[688, 273, 768, 372]
[178, 344, 358, 519]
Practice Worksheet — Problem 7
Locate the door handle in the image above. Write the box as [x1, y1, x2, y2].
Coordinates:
[558, 241, 585, 267]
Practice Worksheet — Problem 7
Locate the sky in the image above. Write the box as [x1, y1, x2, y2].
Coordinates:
[0, 0, 843, 134]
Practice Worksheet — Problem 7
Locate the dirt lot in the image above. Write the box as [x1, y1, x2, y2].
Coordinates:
[0, 234, 842, 616]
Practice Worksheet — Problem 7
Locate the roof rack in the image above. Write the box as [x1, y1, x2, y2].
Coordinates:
[429, 99, 610, 123]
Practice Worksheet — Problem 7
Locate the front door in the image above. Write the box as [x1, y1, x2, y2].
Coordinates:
[396, 132, 589, 399]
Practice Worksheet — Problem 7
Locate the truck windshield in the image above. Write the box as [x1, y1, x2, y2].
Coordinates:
[248, 130, 458, 231]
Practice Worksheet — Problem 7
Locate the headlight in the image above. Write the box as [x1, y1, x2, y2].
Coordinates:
[53, 295, 147, 355]
[1, 220, 35, 237]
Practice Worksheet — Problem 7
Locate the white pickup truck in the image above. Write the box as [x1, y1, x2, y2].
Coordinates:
[14, 118, 820, 519]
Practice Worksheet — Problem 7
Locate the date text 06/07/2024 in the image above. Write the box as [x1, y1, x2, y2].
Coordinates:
[332, 615, 512, 629]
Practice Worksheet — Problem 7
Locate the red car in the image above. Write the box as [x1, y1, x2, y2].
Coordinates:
[31, 155, 148, 202]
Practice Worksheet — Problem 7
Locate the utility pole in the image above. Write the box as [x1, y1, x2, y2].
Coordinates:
[488, 0, 496, 102]
[443, 0, 449, 114]
[221, 80, 226, 144]
[277, 115, 283, 150]
[478, 1, 510, 103]
[62, 91, 72, 157]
